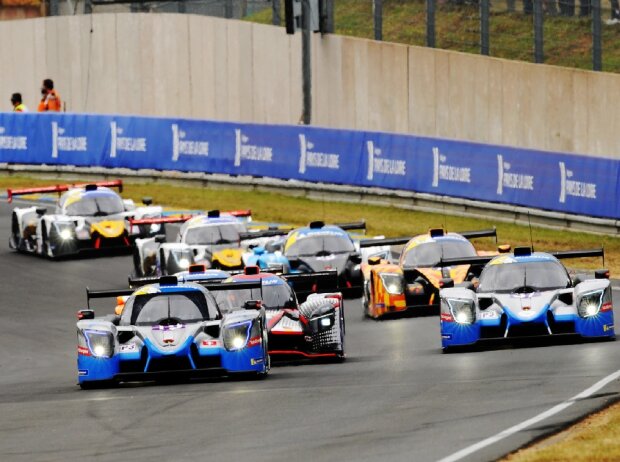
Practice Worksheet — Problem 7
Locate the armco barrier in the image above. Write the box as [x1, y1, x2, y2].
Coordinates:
[0, 112, 618, 220]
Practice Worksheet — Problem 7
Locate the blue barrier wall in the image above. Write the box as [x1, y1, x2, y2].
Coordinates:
[0, 112, 617, 219]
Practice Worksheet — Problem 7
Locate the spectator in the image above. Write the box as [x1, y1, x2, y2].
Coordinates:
[37, 79, 62, 112]
[11, 93, 28, 112]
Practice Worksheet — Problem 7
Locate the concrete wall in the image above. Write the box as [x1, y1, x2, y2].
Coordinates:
[1, 13, 619, 158]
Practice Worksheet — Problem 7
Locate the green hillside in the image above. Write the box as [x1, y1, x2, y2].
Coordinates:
[248, 0, 620, 73]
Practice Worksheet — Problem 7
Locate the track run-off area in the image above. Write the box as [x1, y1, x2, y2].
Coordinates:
[1, 199, 620, 462]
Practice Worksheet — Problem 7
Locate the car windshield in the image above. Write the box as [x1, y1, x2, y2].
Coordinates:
[121, 291, 217, 326]
[184, 223, 245, 246]
[65, 195, 125, 216]
[286, 234, 355, 257]
[478, 260, 570, 293]
[214, 283, 296, 312]
[402, 240, 476, 267]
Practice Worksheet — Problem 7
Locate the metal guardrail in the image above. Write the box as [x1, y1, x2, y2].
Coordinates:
[2, 163, 620, 236]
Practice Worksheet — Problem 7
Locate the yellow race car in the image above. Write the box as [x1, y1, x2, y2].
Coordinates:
[360, 228, 505, 319]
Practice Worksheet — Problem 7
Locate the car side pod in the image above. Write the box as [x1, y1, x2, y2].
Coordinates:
[439, 287, 480, 349]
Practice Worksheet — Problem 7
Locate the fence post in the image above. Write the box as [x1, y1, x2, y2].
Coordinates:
[426, 0, 436, 47]
[273, 0, 281, 25]
[533, 0, 544, 63]
[225, 0, 233, 18]
[326, 0, 334, 32]
[592, 0, 602, 71]
[480, 0, 490, 55]
[302, 0, 312, 125]
[373, 0, 383, 41]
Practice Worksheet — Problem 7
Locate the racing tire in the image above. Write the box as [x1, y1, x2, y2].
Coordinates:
[334, 311, 346, 362]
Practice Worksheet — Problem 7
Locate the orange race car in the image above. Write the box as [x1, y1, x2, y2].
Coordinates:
[360, 228, 507, 319]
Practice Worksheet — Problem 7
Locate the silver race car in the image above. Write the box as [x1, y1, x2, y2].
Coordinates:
[8, 180, 163, 258]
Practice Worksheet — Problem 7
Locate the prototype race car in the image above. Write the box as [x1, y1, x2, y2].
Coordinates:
[438, 247, 614, 350]
[8, 180, 163, 258]
[263, 221, 365, 296]
[132, 210, 259, 276]
[360, 228, 500, 318]
[76, 275, 269, 388]
[220, 267, 345, 360]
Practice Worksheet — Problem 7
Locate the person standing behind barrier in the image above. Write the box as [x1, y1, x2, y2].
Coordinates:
[11, 93, 28, 112]
[37, 79, 62, 112]
[609, 0, 620, 23]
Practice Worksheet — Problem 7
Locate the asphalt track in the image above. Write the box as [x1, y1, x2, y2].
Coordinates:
[1, 199, 620, 462]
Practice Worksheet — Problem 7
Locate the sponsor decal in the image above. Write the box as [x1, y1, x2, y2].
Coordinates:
[496, 155, 534, 195]
[247, 336, 262, 347]
[441, 334, 453, 340]
[78, 369, 89, 376]
[119, 344, 137, 352]
[110, 122, 147, 158]
[366, 141, 406, 180]
[0, 126, 27, 150]
[234, 129, 273, 166]
[479, 311, 498, 319]
[51, 122, 87, 158]
[172, 124, 209, 161]
[604, 324, 614, 332]
[250, 358, 264, 365]
[432, 147, 471, 187]
[298, 134, 340, 174]
[201, 340, 219, 347]
[559, 161, 597, 203]
[440, 312, 454, 322]
[77, 346, 90, 356]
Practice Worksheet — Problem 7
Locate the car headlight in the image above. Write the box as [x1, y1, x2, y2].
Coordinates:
[178, 258, 190, 269]
[223, 321, 252, 351]
[379, 273, 404, 295]
[150, 224, 161, 233]
[84, 330, 114, 358]
[447, 298, 475, 324]
[578, 289, 609, 318]
[55, 222, 75, 241]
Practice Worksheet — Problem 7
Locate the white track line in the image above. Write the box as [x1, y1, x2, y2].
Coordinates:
[437, 369, 620, 462]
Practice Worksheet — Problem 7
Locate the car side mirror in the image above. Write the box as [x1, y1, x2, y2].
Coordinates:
[439, 278, 454, 289]
[595, 269, 610, 279]
[154, 234, 167, 243]
[368, 256, 381, 266]
[142, 196, 153, 206]
[77, 309, 95, 320]
[350, 253, 362, 264]
[243, 300, 262, 310]
[498, 244, 511, 254]
[288, 257, 301, 269]
[35, 207, 47, 216]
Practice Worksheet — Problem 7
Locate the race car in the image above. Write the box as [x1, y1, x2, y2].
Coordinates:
[76, 275, 269, 388]
[244, 221, 366, 296]
[132, 210, 260, 276]
[218, 267, 345, 360]
[8, 180, 163, 258]
[360, 228, 500, 318]
[438, 247, 614, 351]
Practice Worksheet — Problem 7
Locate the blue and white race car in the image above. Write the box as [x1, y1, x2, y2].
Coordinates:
[76, 275, 269, 388]
[438, 247, 614, 351]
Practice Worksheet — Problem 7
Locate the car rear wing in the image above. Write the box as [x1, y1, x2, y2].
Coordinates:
[359, 236, 411, 248]
[239, 228, 293, 241]
[7, 180, 123, 203]
[359, 227, 497, 249]
[86, 287, 135, 308]
[458, 227, 497, 242]
[433, 255, 496, 268]
[282, 271, 339, 304]
[336, 221, 366, 231]
[128, 215, 193, 227]
[551, 248, 604, 260]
